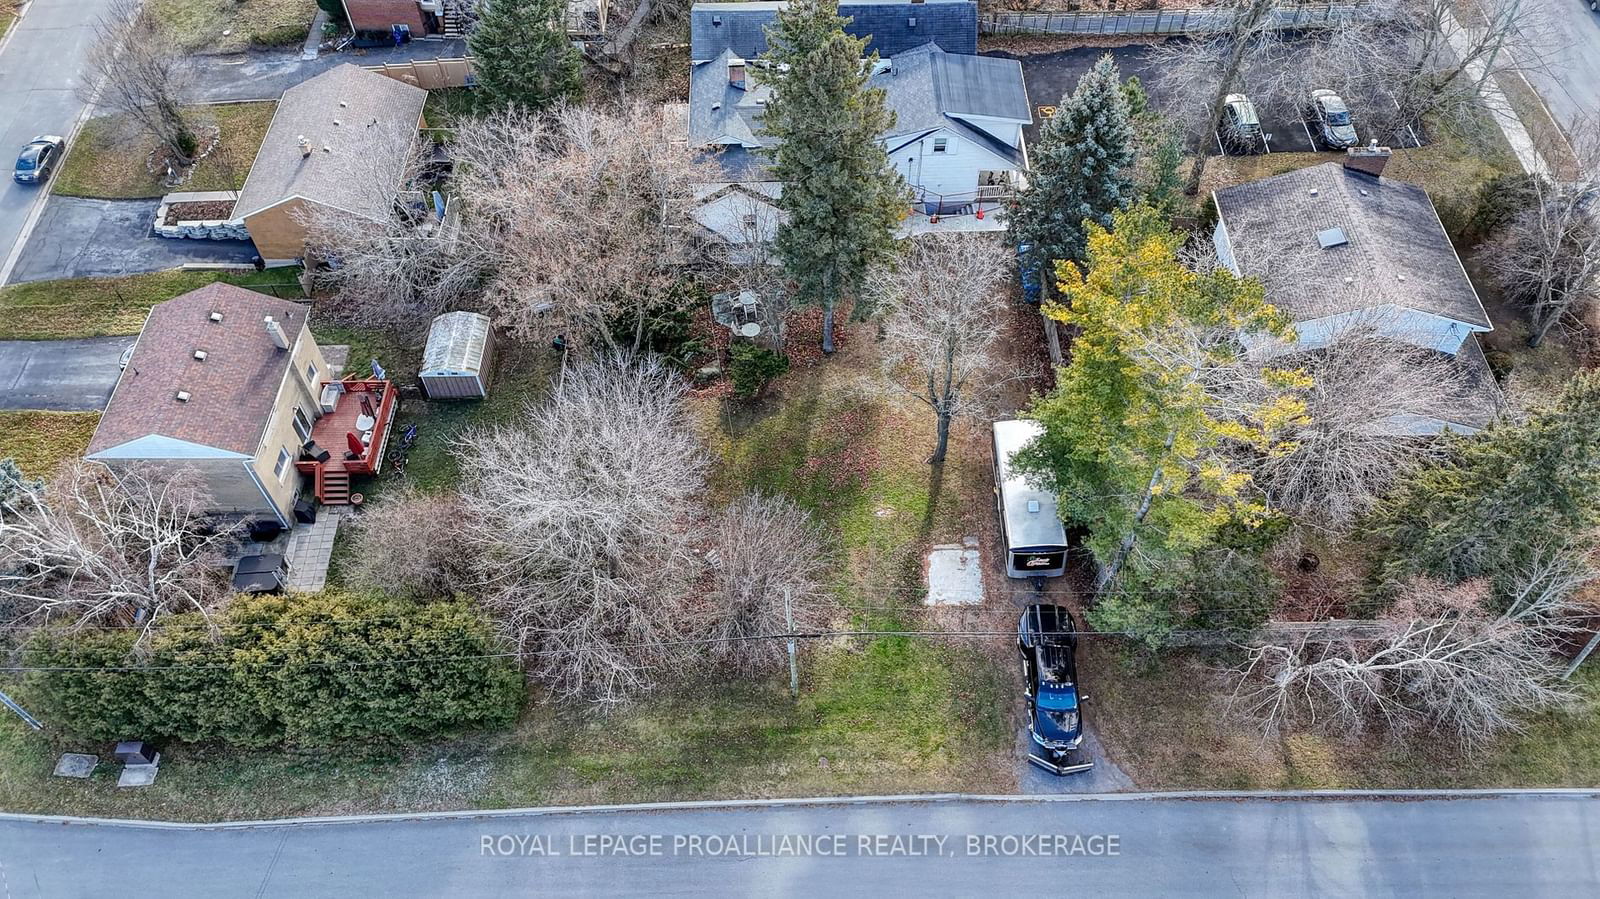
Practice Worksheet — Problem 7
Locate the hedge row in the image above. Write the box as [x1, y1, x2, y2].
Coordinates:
[22, 592, 524, 748]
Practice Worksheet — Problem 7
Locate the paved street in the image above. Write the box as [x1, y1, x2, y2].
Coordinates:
[0, 0, 119, 283]
[2, 793, 1597, 896]
[0, 335, 130, 410]
[1521, 0, 1600, 134]
[7, 196, 257, 283]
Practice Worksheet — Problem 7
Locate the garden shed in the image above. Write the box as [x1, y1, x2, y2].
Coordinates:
[420, 311, 495, 399]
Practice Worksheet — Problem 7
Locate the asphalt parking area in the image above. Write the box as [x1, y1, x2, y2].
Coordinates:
[0, 336, 132, 411]
[7, 196, 257, 285]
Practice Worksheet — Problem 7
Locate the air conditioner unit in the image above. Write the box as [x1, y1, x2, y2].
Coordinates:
[419, 0, 444, 12]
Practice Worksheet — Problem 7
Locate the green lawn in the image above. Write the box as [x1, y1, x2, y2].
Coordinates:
[421, 88, 485, 144]
[54, 102, 277, 200]
[0, 412, 99, 478]
[0, 268, 302, 341]
[148, 0, 314, 53]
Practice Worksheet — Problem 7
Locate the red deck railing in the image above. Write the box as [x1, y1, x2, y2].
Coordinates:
[294, 379, 398, 502]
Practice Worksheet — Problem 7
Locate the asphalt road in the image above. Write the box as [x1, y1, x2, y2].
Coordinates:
[0, 335, 130, 410]
[0, 0, 119, 283]
[7, 196, 257, 283]
[2, 793, 1597, 896]
[1521, 0, 1600, 134]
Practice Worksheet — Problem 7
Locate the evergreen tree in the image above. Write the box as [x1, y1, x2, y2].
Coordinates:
[1016, 206, 1307, 642]
[762, 0, 908, 354]
[468, 0, 582, 111]
[1006, 54, 1136, 293]
[1372, 371, 1600, 594]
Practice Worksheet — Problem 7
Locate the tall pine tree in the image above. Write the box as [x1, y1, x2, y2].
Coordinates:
[762, 0, 908, 354]
[1372, 370, 1600, 594]
[1006, 54, 1136, 294]
[469, 0, 582, 111]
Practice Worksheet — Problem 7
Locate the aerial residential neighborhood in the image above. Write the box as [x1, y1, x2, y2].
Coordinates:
[1, 0, 1600, 895]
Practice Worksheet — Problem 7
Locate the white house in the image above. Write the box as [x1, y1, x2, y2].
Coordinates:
[685, 0, 1029, 256]
[1211, 147, 1499, 434]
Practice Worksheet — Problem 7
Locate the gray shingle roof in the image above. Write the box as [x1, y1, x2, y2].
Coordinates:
[690, 0, 978, 61]
[234, 64, 428, 221]
[689, 42, 1029, 169]
[1213, 162, 1491, 329]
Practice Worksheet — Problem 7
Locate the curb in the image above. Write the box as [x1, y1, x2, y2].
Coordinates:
[2, 788, 1597, 832]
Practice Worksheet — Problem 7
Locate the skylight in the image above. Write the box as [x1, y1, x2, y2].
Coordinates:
[1317, 227, 1349, 249]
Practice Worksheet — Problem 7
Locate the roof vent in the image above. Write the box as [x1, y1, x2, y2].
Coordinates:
[1343, 276, 1354, 284]
[322, 145, 332, 153]
[338, 100, 348, 108]
[175, 390, 191, 403]
[193, 350, 208, 361]
[1026, 500, 1041, 513]
[1316, 227, 1348, 249]
[297, 134, 312, 158]
[209, 311, 223, 323]
[711, 102, 721, 111]
[332, 119, 342, 127]
[909, 16, 917, 26]
[1397, 273, 1407, 282]
[1308, 188, 1319, 197]
[1359, 189, 1370, 197]
[712, 14, 721, 26]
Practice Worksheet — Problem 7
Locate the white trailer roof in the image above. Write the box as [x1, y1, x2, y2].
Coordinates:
[993, 419, 1069, 550]
[421, 311, 491, 376]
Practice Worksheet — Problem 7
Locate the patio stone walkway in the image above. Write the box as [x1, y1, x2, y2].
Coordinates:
[284, 509, 343, 592]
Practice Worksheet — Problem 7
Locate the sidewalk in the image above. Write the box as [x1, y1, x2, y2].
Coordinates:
[1439, 8, 1550, 177]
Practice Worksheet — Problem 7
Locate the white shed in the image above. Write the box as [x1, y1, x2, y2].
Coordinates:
[420, 311, 495, 399]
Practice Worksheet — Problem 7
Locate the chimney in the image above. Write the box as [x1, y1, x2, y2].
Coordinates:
[728, 56, 746, 89]
[1343, 140, 1392, 179]
[264, 316, 290, 350]
[297, 134, 313, 158]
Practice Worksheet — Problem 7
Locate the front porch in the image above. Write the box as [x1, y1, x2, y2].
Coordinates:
[294, 379, 398, 506]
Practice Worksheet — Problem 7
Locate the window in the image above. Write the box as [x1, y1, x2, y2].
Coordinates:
[292, 406, 312, 442]
[305, 362, 318, 384]
[741, 213, 759, 229]
[274, 447, 293, 483]
[932, 137, 948, 154]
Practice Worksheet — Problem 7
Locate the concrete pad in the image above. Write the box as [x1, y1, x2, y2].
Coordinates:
[53, 753, 97, 778]
[926, 544, 984, 606]
[117, 757, 161, 788]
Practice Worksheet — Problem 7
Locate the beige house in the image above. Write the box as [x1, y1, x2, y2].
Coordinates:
[234, 64, 429, 263]
[87, 284, 397, 526]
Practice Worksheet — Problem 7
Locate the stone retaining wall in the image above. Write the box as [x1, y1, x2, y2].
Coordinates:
[154, 190, 250, 241]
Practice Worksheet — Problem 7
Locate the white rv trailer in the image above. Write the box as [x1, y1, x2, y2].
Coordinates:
[992, 419, 1069, 579]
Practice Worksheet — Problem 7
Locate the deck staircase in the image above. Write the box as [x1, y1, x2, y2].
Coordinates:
[440, 3, 468, 38]
[321, 467, 352, 506]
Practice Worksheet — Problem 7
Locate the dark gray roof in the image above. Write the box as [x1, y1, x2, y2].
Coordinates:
[235, 64, 428, 221]
[1213, 162, 1491, 329]
[689, 42, 1029, 169]
[690, 0, 978, 62]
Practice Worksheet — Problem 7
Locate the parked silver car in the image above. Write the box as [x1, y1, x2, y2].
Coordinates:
[1309, 90, 1358, 149]
[13, 135, 65, 185]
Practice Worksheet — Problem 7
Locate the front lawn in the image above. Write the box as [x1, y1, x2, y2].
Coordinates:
[1084, 642, 1600, 790]
[148, 0, 314, 54]
[53, 102, 277, 200]
[0, 412, 100, 479]
[0, 267, 303, 340]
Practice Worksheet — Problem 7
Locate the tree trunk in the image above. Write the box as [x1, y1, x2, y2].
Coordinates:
[1183, 0, 1275, 196]
[931, 410, 953, 466]
[820, 267, 837, 355]
[1095, 432, 1175, 592]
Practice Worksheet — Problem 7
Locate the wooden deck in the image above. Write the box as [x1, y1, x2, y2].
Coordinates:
[295, 379, 396, 505]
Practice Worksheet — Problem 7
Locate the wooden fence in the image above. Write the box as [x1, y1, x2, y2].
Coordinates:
[980, 5, 1374, 36]
[365, 57, 476, 91]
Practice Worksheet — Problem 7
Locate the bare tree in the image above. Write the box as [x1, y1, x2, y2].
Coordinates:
[342, 486, 476, 600]
[701, 493, 834, 674]
[455, 354, 709, 705]
[454, 104, 718, 351]
[1231, 549, 1592, 750]
[867, 233, 1019, 465]
[1486, 125, 1600, 348]
[0, 463, 237, 642]
[82, 0, 199, 166]
[1247, 327, 1474, 532]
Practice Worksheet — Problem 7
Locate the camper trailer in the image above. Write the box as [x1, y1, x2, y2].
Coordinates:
[992, 419, 1069, 580]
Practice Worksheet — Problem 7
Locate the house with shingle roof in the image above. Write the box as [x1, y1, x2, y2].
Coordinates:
[235, 64, 428, 263]
[88, 284, 398, 526]
[686, 7, 1030, 251]
[1211, 148, 1499, 434]
[689, 0, 979, 62]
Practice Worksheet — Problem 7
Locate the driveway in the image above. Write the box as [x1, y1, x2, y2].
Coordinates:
[988, 46, 1163, 148]
[6, 196, 257, 283]
[0, 335, 130, 410]
[1519, 0, 1600, 136]
[2, 793, 1597, 895]
[187, 39, 470, 103]
[0, 0, 122, 283]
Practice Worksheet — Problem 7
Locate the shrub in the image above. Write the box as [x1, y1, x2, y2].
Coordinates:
[22, 592, 523, 747]
[1466, 172, 1544, 242]
[251, 24, 311, 48]
[342, 486, 476, 600]
[728, 343, 790, 398]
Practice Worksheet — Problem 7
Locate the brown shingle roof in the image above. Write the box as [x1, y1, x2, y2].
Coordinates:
[87, 283, 310, 457]
[1213, 163, 1491, 329]
[234, 64, 428, 221]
